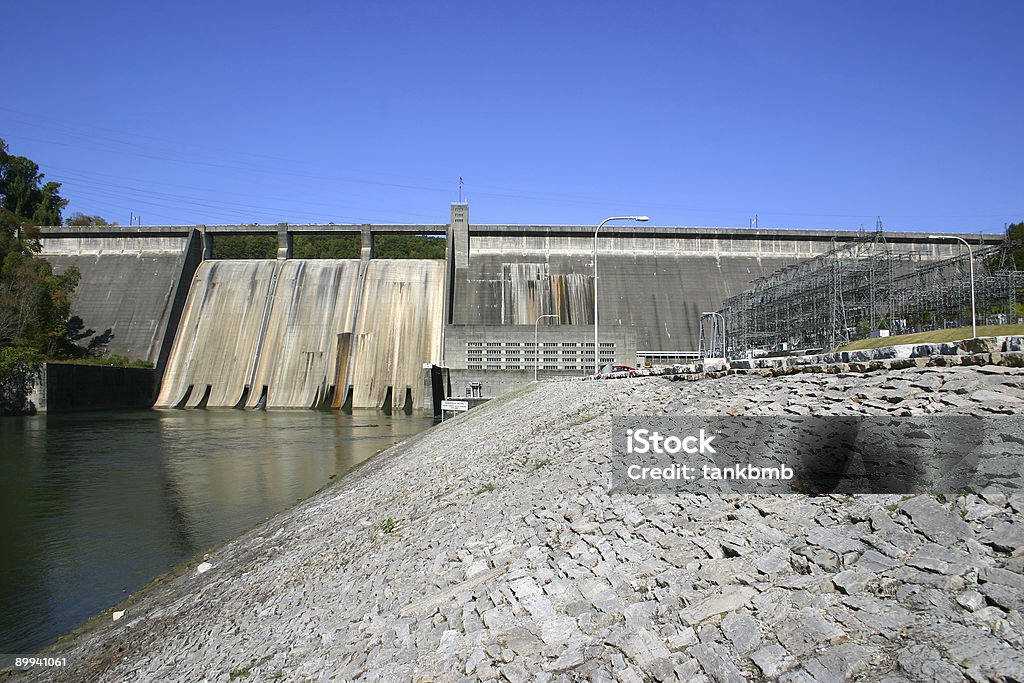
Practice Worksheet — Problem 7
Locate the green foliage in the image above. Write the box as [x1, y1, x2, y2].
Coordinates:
[381, 517, 396, 534]
[60, 354, 153, 368]
[212, 235, 277, 259]
[838, 324, 1024, 351]
[1003, 221, 1024, 270]
[0, 138, 97, 413]
[65, 212, 114, 227]
[0, 240, 80, 356]
[375, 235, 446, 259]
[213, 233, 446, 259]
[293, 235, 360, 258]
[0, 138, 68, 227]
[0, 343, 41, 414]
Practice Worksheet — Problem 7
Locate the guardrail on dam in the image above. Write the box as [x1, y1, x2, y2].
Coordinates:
[37, 212, 1000, 410]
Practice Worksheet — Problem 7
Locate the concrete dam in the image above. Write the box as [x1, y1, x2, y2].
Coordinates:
[452, 230, 813, 350]
[155, 259, 443, 411]
[37, 230, 202, 369]
[37, 208, 997, 410]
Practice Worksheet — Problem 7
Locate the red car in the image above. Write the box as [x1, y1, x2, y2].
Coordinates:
[595, 363, 636, 376]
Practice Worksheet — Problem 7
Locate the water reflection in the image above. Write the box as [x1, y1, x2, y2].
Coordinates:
[0, 409, 433, 660]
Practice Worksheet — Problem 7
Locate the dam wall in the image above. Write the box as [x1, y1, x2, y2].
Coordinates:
[30, 363, 157, 413]
[452, 250, 802, 352]
[333, 260, 446, 411]
[449, 219, 997, 354]
[155, 260, 444, 411]
[38, 228, 201, 371]
[35, 215, 1002, 410]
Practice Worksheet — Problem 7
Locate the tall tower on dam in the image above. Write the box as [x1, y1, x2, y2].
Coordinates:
[35, 210, 999, 411]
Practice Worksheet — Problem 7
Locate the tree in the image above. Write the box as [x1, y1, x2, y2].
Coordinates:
[0, 253, 79, 354]
[214, 235, 278, 259]
[1004, 221, 1024, 270]
[0, 138, 68, 227]
[65, 212, 114, 227]
[293, 234, 360, 258]
[0, 138, 84, 414]
[375, 235, 446, 259]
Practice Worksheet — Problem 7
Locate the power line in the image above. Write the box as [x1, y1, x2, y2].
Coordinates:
[3, 105, 1019, 228]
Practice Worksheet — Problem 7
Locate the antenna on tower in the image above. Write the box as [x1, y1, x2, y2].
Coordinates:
[458, 176, 464, 203]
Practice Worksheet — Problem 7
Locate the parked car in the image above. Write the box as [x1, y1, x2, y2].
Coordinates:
[594, 363, 636, 376]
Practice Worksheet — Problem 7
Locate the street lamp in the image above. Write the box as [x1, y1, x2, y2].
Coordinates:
[701, 311, 727, 358]
[928, 234, 977, 338]
[534, 314, 558, 382]
[594, 215, 649, 375]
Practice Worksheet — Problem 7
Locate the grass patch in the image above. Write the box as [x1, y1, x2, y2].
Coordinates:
[381, 518, 396, 534]
[53, 354, 154, 368]
[838, 324, 1024, 351]
[475, 483, 497, 495]
[229, 656, 271, 680]
[480, 381, 539, 410]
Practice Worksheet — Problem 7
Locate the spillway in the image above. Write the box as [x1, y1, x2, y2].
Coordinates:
[155, 259, 444, 411]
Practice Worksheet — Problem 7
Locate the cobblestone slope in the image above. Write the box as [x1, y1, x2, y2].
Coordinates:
[11, 365, 1024, 682]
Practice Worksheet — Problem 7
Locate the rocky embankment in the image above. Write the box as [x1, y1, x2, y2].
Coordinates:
[8, 364, 1024, 682]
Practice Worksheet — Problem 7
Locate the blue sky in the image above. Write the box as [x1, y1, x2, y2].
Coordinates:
[3, 1, 1021, 231]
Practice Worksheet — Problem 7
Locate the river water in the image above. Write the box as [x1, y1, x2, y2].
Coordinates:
[0, 409, 434, 660]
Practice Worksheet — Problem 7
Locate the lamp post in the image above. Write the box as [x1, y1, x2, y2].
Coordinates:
[534, 314, 558, 382]
[701, 311, 727, 358]
[594, 215, 649, 374]
[928, 234, 976, 338]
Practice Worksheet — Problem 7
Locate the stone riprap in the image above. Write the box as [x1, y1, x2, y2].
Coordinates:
[7, 365, 1024, 682]
[614, 336, 1024, 382]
